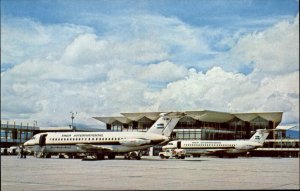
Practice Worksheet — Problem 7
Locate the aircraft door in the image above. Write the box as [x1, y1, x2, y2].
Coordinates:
[39, 134, 47, 147]
[177, 141, 181, 149]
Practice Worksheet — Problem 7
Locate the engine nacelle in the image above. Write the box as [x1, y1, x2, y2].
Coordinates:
[235, 144, 256, 150]
[119, 139, 151, 147]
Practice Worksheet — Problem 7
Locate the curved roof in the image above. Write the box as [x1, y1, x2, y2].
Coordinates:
[121, 112, 162, 121]
[93, 116, 131, 124]
[93, 110, 283, 124]
[233, 112, 283, 124]
[186, 110, 235, 123]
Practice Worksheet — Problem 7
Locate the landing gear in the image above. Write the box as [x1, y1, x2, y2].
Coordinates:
[82, 153, 104, 160]
[96, 153, 105, 160]
[81, 153, 117, 160]
[108, 153, 116, 159]
[67, 154, 74, 159]
[124, 154, 130, 160]
[124, 151, 142, 160]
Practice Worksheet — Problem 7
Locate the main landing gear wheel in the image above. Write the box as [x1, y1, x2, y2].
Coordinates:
[96, 154, 105, 160]
[108, 153, 116, 159]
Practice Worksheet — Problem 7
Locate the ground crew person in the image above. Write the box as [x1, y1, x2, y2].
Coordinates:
[20, 145, 24, 158]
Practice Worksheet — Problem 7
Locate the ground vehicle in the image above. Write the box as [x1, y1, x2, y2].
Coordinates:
[159, 148, 186, 159]
[1, 148, 8, 155]
[7, 146, 18, 155]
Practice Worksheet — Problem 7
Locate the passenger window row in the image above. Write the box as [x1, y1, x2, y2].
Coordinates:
[48, 137, 125, 141]
[184, 144, 236, 147]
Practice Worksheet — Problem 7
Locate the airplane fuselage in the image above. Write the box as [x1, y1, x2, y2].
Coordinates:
[25, 131, 168, 154]
[163, 140, 262, 155]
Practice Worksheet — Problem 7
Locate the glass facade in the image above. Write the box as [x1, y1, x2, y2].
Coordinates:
[109, 115, 274, 141]
[0, 121, 37, 148]
[171, 116, 271, 141]
[111, 121, 123, 132]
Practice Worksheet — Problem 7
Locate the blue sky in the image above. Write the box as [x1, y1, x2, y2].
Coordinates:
[1, 0, 299, 127]
[2, 0, 298, 26]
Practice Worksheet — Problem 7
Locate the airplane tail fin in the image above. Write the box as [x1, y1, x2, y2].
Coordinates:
[147, 112, 185, 137]
[249, 129, 270, 144]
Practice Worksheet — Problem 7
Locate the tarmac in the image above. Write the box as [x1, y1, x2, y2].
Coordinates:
[1, 155, 299, 190]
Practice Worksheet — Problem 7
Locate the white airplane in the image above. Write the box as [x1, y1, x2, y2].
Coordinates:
[162, 129, 271, 158]
[24, 112, 185, 160]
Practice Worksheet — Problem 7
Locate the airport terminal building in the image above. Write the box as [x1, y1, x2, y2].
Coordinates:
[94, 110, 300, 156]
[94, 110, 282, 140]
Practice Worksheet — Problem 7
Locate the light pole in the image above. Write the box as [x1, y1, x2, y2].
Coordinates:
[70, 112, 77, 132]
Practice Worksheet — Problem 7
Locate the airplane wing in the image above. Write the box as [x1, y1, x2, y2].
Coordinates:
[76, 144, 113, 152]
[206, 149, 226, 153]
[203, 149, 228, 155]
[205, 148, 248, 156]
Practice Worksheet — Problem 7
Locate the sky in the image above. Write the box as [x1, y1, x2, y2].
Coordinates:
[1, 0, 299, 128]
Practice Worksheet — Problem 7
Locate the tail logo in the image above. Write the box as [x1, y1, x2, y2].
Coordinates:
[157, 124, 164, 129]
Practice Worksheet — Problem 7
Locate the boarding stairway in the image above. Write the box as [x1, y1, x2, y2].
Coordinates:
[35, 146, 45, 158]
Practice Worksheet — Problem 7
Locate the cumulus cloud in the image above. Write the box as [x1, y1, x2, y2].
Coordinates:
[1, 13, 299, 127]
[1, 16, 94, 69]
[143, 67, 255, 111]
[138, 61, 189, 83]
[215, 13, 299, 77]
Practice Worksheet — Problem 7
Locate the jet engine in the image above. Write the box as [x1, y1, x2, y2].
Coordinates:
[119, 139, 151, 147]
[235, 144, 256, 150]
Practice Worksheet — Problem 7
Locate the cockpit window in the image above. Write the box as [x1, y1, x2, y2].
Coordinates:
[168, 143, 174, 145]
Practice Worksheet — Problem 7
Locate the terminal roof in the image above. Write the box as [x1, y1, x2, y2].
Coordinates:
[93, 110, 283, 125]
